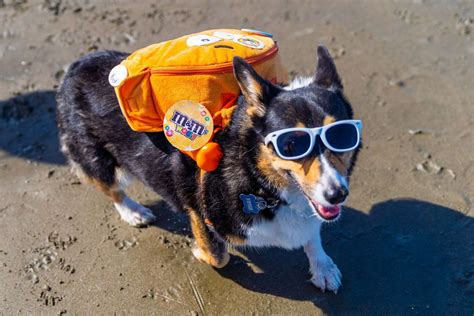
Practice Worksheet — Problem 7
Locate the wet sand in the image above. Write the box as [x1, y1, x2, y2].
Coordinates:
[0, 0, 473, 314]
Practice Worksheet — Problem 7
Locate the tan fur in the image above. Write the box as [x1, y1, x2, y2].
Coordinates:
[273, 156, 321, 192]
[296, 122, 306, 128]
[246, 104, 265, 118]
[323, 115, 336, 126]
[226, 234, 247, 245]
[257, 145, 290, 188]
[257, 144, 322, 192]
[241, 76, 266, 118]
[188, 209, 229, 268]
[70, 162, 124, 203]
[91, 179, 124, 203]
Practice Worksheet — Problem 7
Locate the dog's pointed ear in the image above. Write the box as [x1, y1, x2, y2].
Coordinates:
[233, 56, 279, 117]
[314, 45, 343, 91]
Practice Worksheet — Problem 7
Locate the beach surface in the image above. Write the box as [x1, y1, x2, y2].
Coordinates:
[0, 0, 473, 314]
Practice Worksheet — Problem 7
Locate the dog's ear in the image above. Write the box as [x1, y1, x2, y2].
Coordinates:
[314, 45, 343, 91]
[233, 56, 279, 117]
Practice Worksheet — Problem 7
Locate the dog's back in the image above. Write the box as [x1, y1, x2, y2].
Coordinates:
[56, 51, 192, 225]
[57, 50, 129, 164]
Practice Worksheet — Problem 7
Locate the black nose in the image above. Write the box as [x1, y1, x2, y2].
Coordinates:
[323, 186, 348, 205]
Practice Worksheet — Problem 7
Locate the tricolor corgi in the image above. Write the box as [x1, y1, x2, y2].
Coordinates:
[56, 45, 361, 293]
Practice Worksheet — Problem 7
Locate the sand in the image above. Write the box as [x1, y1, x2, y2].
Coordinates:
[0, 0, 473, 314]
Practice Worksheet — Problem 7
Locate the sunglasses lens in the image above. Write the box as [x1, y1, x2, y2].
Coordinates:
[324, 123, 359, 151]
[276, 131, 311, 158]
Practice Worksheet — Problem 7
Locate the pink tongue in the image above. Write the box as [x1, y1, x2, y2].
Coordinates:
[317, 204, 340, 218]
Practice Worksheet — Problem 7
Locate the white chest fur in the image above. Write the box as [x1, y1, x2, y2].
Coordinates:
[244, 187, 322, 249]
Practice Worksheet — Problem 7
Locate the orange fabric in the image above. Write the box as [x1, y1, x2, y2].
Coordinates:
[180, 125, 225, 172]
[112, 29, 288, 132]
[196, 142, 223, 171]
[213, 105, 236, 127]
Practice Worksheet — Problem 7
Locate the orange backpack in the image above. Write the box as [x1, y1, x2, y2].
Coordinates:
[109, 29, 288, 170]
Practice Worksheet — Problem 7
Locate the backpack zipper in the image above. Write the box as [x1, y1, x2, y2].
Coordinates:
[150, 44, 278, 75]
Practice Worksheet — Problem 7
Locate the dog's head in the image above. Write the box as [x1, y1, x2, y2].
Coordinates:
[231, 45, 360, 222]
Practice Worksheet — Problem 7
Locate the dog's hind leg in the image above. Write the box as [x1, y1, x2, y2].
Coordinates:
[65, 144, 156, 227]
[188, 209, 229, 268]
[94, 174, 156, 227]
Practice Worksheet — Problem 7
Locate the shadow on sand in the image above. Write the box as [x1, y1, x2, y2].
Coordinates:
[148, 199, 473, 315]
[3, 91, 472, 314]
[0, 90, 66, 165]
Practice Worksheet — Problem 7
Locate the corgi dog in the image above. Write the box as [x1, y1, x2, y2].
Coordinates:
[56, 45, 361, 293]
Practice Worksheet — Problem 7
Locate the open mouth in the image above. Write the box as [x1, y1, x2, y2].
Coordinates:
[310, 199, 341, 221]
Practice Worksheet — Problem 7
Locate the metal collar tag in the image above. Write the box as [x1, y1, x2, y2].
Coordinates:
[239, 194, 279, 214]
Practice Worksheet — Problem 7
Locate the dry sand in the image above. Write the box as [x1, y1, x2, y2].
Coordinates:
[0, 0, 473, 314]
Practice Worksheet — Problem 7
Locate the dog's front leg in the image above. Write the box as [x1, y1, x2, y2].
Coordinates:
[188, 210, 230, 268]
[304, 228, 342, 293]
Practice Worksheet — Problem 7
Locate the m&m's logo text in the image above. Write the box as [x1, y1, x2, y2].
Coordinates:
[170, 110, 208, 141]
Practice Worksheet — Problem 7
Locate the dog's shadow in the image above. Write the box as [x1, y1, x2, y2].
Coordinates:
[0, 90, 66, 165]
[146, 200, 193, 236]
[149, 199, 474, 314]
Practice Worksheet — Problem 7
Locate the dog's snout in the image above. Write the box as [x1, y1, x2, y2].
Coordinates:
[323, 186, 348, 205]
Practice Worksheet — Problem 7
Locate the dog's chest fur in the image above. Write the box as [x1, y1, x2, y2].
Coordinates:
[244, 187, 321, 249]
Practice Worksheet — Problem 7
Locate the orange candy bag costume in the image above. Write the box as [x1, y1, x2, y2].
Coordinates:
[109, 29, 288, 171]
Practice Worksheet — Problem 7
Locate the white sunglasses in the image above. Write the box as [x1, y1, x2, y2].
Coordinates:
[264, 119, 362, 160]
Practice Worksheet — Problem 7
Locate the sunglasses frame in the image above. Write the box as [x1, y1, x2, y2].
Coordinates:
[264, 119, 362, 160]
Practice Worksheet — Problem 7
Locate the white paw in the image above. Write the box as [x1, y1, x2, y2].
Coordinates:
[114, 197, 156, 227]
[191, 245, 208, 263]
[309, 254, 342, 293]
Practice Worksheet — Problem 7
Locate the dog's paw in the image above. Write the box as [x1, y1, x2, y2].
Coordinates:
[191, 245, 230, 268]
[114, 197, 156, 227]
[308, 254, 342, 293]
